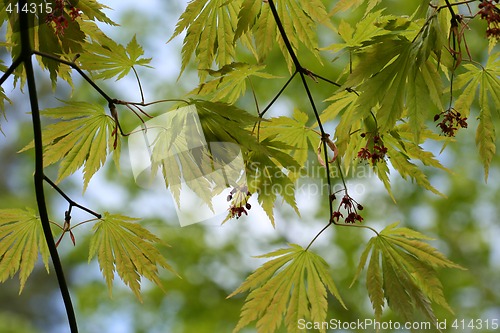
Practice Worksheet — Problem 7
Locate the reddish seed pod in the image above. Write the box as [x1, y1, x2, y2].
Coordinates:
[357, 204, 364, 210]
[434, 114, 440, 121]
[245, 203, 251, 210]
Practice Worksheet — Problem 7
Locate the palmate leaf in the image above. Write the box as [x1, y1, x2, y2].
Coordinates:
[3, 0, 115, 88]
[229, 244, 345, 333]
[0, 208, 50, 293]
[21, 101, 120, 191]
[258, 109, 319, 177]
[189, 62, 277, 104]
[330, 0, 381, 16]
[324, 10, 391, 53]
[352, 222, 464, 323]
[88, 212, 176, 301]
[344, 7, 445, 141]
[79, 35, 152, 80]
[454, 53, 500, 181]
[246, 137, 301, 226]
[169, 0, 243, 80]
[379, 125, 450, 196]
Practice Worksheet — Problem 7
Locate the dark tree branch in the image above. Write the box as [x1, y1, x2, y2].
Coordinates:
[18, 1, 78, 332]
[267, 0, 337, 234]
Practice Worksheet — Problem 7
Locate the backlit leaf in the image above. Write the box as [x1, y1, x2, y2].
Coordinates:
[352, 222, 464, 323]
[21, 101, 120, 191]
[229, 244, 345, 333]
[0, 208, 50, 293]
[88, 212, 176, 300]
[79, 35, 152, 80]
[190, 62, 277, 104]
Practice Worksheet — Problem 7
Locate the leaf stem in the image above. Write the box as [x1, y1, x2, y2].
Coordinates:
[19, 1, 78, 331]
[131, 66, 145, 104]
[305, 222, 332, 251]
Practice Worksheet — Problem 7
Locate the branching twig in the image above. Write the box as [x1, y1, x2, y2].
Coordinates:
[43, 175, 102, 219]
[267, 0, 340, 241]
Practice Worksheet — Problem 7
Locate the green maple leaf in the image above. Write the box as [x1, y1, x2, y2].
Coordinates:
[78, 0, 117, 25]
[352, 222, 465, 323]
[258, 108, 319, 177]
[169, 0, 242, 80]
[189, 62, 277, 104]
[20, 101, 120, 191]
[229, 244, 345, 333]
[0, 208, 50, 293]
[454, 54, 500, 181]
[79, 35, 152, 80]
[88, 212, 177, 301]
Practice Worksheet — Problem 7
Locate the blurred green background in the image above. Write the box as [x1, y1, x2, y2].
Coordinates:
[1, 0, 499, 332]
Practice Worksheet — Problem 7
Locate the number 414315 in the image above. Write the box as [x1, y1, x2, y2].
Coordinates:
[5, 2, 53, 14]
[451, 318, 499, 330]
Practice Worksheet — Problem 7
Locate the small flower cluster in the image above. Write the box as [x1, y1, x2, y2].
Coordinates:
[357, 133, 388, 165]
[45, 0, 81, 36]
[434, 109, 467, 137]
[478, 0, 500, 39]
[331, 193, 363, 224]
[227, 185, 252, 219]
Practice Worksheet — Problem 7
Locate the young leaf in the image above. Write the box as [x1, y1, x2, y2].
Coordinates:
[79, 35, 152, 80]
[245, 137, 301, 226]
[258, 109, 319, 175]
[352, 222, 464, 322]
[20, 101, 120, 191]
[88, 212, 176, 300]
[0, 208, 50, 293]
[189, 62, 277, 104]
[453, 53, 500, 180]
[229, 244, 345, 333]
[330, 0, 381, 17]
[169, 0, 242, 80]
[78, 0, 117, 25]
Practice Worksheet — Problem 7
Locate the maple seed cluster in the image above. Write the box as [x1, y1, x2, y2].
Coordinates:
[357, 133, 388, 165]
[434, 109, 468, 137]
[331, 193, 364, 224]
[478, 0, 500, 39]
[227, 186, 252, 219]
[45, 0, 81, 36]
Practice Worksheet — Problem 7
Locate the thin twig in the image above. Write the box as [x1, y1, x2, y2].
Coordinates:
[0, 56, 23, 86]
[43, 175, 102, 218]
[33, 50, 113, 103]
